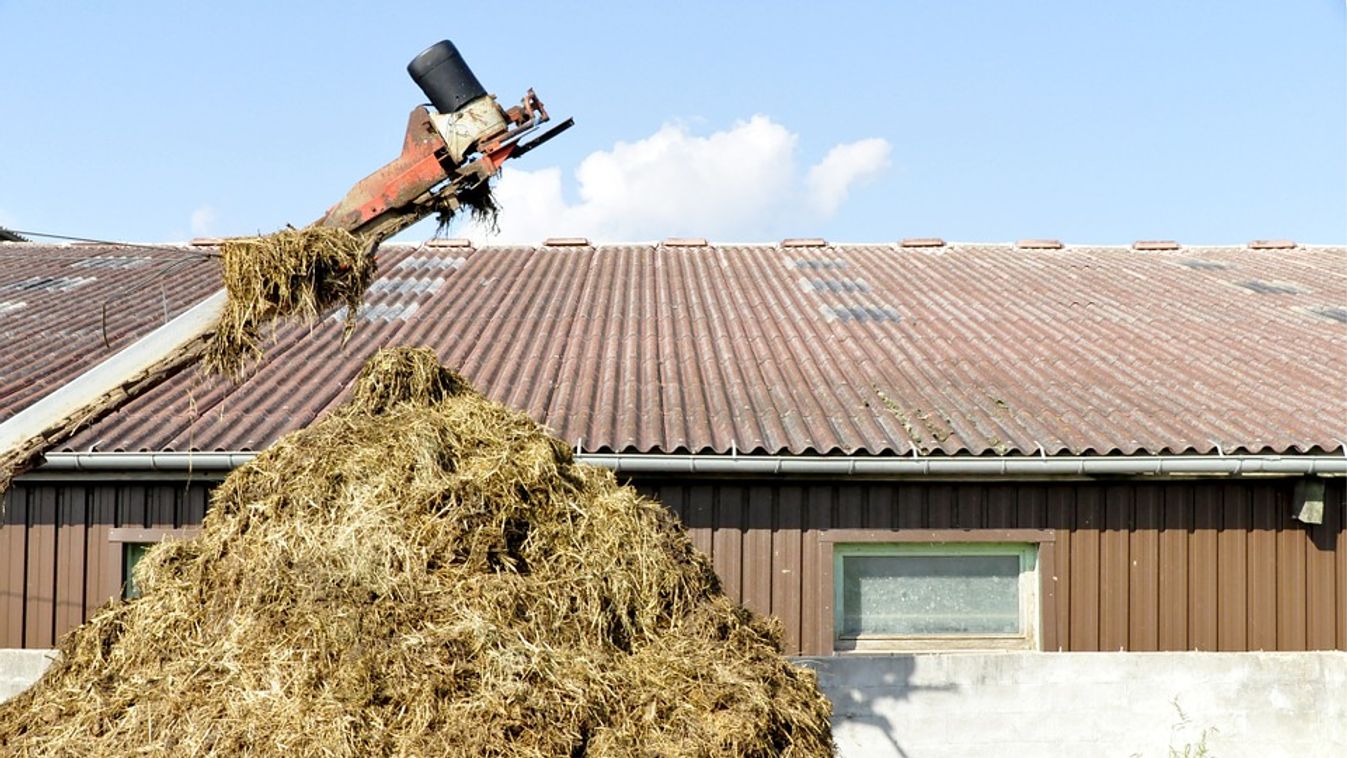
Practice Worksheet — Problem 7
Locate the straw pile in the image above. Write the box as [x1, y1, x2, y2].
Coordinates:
[204, 227, 375, 378]
[0, 347, 834, 756]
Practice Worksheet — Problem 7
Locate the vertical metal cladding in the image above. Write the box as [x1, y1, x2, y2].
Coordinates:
[1, 478, 1343, 654]
[634, 478, 1346, 655]
[0, 481, 214, 648]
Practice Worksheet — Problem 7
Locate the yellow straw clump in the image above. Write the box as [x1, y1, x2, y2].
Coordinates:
[204, 227, 375, 378]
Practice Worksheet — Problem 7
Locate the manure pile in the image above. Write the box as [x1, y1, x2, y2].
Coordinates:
[0, 348, 834, 756]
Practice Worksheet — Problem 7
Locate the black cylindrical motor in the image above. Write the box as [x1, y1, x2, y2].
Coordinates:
[407, 40, 487, 114]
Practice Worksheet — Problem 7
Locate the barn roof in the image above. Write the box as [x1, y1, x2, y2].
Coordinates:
[0, 242, 220, 424]
[3, 239, 1343, 458]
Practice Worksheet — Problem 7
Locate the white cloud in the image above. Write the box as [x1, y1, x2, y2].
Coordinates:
[189, 205, 217, 236]
[806, 138, 892, 217]
[459, 116, 891, 243]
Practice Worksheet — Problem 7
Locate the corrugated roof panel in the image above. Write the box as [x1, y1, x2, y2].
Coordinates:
[27, 241, 1344, 457]
[0, 244, 221, 423]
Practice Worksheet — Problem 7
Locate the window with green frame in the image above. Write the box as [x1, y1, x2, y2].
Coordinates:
[123, 543, 154, 599]
[834, 542, 1039, 651]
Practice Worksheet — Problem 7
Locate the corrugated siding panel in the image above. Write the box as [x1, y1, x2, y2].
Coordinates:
[1048, 487, 1075, 650]
[799, 486, 831, 656]
[85, 486, 118, 624]
[1100, 486, 1130, 651]
[3, 488, 26, 648]
[1158, 484, 1191, 649]
[743, 486, 775, 626]
[25, 486, 56, 648]
[1307, 496, 1339, 649]
[1248, 486, 1280, 649]
[1218, 484, 1250, 651]
[1071, 487, 1103, 651]
[1129, 486, 1161, 651]
[630, 479, 1347, 655]
[1190, 487, 1220, 650]
[1277, 498, 1308, 651]
[0, 479, 214, 648]
[54, 486, 85, 641]
[712, 486, 744, 603]
[3, 478, 1345, 655]
[1337, 483, 1347, 646]
[771, 487, 803, 653]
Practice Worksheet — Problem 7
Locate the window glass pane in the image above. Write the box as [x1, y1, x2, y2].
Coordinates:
[840, 553, 1022, 637]
[123, 543, 153, 599]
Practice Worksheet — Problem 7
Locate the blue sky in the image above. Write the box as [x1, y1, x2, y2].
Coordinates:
[1, 1, 1343, 245]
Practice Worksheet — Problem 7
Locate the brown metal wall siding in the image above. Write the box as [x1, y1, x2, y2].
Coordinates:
[771, 486, 804, 653]
[1277, 500, 1308, 650]
[1218, 484, 1250, 650]
[742, 485, 775, 627]
[1070, 486, 1102, 650]
[0, 480, 214, 648]
[1157, 485, 1190, 649]
[2, 478, 1344, 655]
[26, 486, 55, 648]
[1307, 495, 1340, 649]
[798, 486, 830, 656]
[1247, 486, 1279, 649]
[3, 488, 27, 648]
[84, 486, 116, 633]
[1128, 486, 1161, 651]
[54, 486, 85, 643]
[1337, 484, 1347, 644]
[633, 479, 1347, 655]
[1047, 488, 1074, 649]
[1099, 486, 1130, 651]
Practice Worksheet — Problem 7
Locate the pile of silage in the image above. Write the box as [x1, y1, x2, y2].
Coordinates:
[204, 227, 375, 378]
[0, 347, 834, 756]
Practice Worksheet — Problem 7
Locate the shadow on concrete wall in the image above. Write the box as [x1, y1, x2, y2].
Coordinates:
[798, 655, 957, 758]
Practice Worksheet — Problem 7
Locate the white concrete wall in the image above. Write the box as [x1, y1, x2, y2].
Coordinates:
[5, 649, 1345, 756]
[0, 649, 55, 703]
[801, 652, 1347, 758]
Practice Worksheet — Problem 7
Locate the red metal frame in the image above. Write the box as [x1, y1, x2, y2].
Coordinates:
[316, 107, 451, 231]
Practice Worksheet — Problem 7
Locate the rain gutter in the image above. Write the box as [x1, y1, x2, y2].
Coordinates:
[31, 451, 1347, 478]
[580, 453, 1347, 477]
